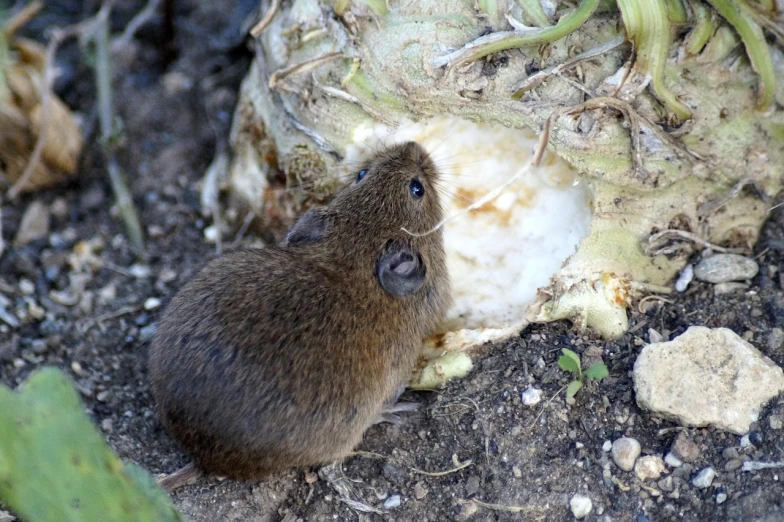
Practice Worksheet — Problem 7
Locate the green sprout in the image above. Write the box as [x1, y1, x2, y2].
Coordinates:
[557, 348, 609, 399]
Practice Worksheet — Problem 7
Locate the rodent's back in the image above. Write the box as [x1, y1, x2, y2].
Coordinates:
[149, 246, 438, 476]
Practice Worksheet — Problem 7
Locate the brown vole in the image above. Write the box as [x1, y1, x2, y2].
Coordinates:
[148, 141, 451, 487]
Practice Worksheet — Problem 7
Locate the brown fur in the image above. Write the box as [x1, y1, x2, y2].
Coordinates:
[148, 142, 451, 480]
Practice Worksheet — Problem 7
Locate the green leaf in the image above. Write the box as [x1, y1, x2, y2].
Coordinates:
[566, 380, 583, 399]
[584, 362, 609, 380]
[557, 348, 581, 374]
[0, 367, 186, 522]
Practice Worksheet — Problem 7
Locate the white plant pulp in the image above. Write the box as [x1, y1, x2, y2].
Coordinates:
[343, 116, 593, 337]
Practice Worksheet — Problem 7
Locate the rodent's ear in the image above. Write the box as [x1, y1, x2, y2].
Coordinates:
[376, 244, 426, 297]
[285, 207, 329, 246]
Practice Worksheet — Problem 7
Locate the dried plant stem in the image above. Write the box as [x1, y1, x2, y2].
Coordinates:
[113, 0, 162, 51]
[94, 6, 145, 254]
[250, 0, 280, 38]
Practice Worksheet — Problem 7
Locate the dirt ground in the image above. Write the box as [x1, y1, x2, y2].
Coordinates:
[2, 2, 784, 521]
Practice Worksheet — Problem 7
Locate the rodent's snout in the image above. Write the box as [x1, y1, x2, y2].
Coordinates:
[397, 141, 435, 178]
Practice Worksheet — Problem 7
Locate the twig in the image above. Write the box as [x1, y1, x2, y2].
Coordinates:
[697, 177, 767, 217]
[113, 0, 162, 51]
[250, 0, 281, 38]
[0, 198, 4, 259]
[315, 83, 397, 126]
[637, 295, 674, 313]
[459, 498, 542, 515]
[410, 458, 473, 477]
[644, 229, 744, 256]
[513, 36, 626, 96]
[350, 450, 474, 476]
[268, 52, 343, 91]
[528, 383, 567, 429]
[94, 5, 145, 255]
[4, 0, 43, 35]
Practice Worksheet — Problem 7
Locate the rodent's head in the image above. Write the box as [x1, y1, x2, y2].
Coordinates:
[335, 140, 444, 237]
[286, 141, 449, 300]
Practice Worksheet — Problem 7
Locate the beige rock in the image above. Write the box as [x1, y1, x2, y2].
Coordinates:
[634, 455, 667, 481]
[13, 200, 49, 246]
[633, 326, 784, 435]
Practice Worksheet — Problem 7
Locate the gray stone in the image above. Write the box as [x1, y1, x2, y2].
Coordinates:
[769, 328, 784, 351]
[383, 495, 401, 509]
[633, 326, 784, 435]
[694, 254, 759, 283]
[611, 437, 641, 471]
[664, 452, 683, 468]
[692, 467, 715, 488]
[569, 494, 592, 519]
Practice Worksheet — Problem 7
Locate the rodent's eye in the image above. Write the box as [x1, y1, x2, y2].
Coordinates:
[356, 169, 368, 183]
[409, 178, 425, 199]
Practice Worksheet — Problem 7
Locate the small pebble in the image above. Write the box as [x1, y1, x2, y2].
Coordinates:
[129, 264, 152, 278]
[413, 482, 427, 500]
[569, 494, 592, 519]
[144, 297, 162, 310]
[512, 466, 522, 478]
[714, 282, 749, 295]
[716, 489, 727, 504]
[101, 418, 113, 433]
[521, 386, 543, 406]
[139, 324, 157, 343]
[602, 440, 612, 452]
[648, 328, 664, 344]
[465, 476, 480, 497]
[692, 467, 715, 488]
[50, 198, 69, 218]
[769, 328, 784, 351]
[724, 459, 742, 472]
[664, 452, 683, 468]
[158, 268, 178, 283]
[748, 432, 763, 445]
[304, 471, 318, 484]
[740, 434, 752, 448]
[383, 495, 401, 509]
[611, 437, 641, 472]
[672, 433, 700, 463]
[722, 447, 739, 460]
[96, 390, 111, 403]
[14, 201, 50, 246]
[19, 278, 35, 295]
[458, 501, 478, 520]
[634, 455, 667, 481]
[769, 416, 783, 430]
[675, 264, 693, 292]
[694, 253, 758, 284]
[204, 225, 219, 243]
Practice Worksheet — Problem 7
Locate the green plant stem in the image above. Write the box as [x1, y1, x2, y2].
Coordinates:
[684, 0, 717, 55]
[432, 0, 600, 68]
[516, 0, 552, 27]
[707, 0, 776, 109]
[617, 0, 692, 120]
[94, 6, 145, 255]
[665, 0, 688, 23]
